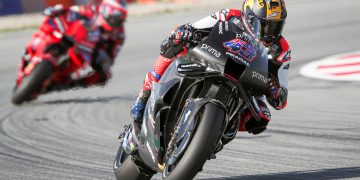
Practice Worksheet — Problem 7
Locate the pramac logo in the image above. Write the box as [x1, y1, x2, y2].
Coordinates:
[223, 39, 257, 61]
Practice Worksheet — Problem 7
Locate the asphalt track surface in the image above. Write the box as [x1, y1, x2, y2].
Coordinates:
[0, 0, 360, 179]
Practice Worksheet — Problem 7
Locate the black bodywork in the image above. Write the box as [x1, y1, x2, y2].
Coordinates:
[116, 18, 269, 177]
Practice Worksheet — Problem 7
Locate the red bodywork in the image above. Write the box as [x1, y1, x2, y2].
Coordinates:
[15, 15, 94, 93]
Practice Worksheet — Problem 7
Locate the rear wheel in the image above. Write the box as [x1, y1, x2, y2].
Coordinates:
[12, 61, 54, 105]
[163, 103, 225, 180]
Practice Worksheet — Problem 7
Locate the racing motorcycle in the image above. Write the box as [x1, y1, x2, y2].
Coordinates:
[12, 18, 95, 105]
[114, 17, 269, 180]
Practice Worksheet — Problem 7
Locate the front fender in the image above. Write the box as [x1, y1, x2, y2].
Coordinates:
[175, 98, 227, 149]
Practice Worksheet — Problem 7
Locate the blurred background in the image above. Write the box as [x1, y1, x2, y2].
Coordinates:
[0, 0, 231, 31]
[0, 0, 98, 15]
[0, 0, 206, 16]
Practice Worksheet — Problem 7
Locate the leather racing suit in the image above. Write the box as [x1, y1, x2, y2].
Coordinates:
[132, 9, 291, 135]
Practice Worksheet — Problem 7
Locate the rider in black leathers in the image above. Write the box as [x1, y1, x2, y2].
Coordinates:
[130, 0, 291, 135]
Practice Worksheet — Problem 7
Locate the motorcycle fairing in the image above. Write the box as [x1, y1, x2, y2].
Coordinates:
[136, 77, 180, 172]
[166, 98, 227, 167]
[128, 20, 271, 173]
[185, 21, 269, 95]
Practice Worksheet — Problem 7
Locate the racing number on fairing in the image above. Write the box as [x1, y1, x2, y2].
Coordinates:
[224, 39, 256, 61]
[242, 44, 256, 59]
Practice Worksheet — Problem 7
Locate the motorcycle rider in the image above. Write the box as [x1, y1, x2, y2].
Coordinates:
[22, 0, 127, 92]
[130, 0, 291, 135]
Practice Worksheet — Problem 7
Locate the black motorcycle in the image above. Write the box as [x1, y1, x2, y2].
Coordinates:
[114, 17, 269, 180]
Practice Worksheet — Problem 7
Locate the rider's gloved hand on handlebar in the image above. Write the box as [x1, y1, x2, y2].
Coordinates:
[160, 24, 194, 58]
[43, 4, 66, 18]
[169, 24, 194, 44]
[267, 74, 288, 109]
[268, 74, 280, 99]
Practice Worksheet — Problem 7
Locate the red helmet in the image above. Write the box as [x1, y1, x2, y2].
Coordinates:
[98, 0, 127, 31]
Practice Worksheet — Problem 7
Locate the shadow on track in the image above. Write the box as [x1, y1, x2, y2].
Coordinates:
[41, 95, 134, 105]
[203, 166, 360, 180]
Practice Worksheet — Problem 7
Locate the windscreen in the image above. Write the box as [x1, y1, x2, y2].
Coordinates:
[243, 6, 262, 41]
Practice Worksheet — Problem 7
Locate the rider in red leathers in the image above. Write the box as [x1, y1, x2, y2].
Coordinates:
[21, 0, 127, 93]
[130, 0, 291, 135]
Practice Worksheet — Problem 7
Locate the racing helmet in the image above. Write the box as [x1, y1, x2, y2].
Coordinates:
[98, 0, 128, 31]
[242, 0, 287, 43]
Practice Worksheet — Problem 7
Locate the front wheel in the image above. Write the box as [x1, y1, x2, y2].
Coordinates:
[12, 61, 53, 105]
[163, 103, 226, 180]
[113, 146, 153, 180]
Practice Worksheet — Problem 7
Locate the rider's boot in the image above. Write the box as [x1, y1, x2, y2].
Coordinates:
[123, 56, 172, 153]
[44, 79, 79, 93]
[130, 90, 151, 135]
[128, 55, 171, 135]
[238, 98, 271, 135]
[120, 90, 150, 154]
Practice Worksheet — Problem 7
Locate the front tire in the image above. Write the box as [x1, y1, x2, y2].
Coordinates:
[114, 146, 153, 180]
[163, 103, 226, 180]
[12, 61, 53, 105]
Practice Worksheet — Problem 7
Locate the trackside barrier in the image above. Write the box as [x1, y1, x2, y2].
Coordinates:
[21, 0, 46, 13]
[45, 0, 74, 8]
[138, 0, 155, 4]
[0, 0, 48, 15]
[0, 0, 199, 16]
[0, 0, 23, 16]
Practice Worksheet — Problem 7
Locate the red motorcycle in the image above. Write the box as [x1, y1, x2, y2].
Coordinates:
[12, 16, 96, 105]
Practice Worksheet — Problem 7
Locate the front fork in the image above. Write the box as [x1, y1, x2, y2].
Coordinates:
[15, 54, 31, 87]
[16, 56, 56, 94]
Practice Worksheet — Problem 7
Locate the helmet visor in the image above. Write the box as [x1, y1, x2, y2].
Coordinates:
[259, 19, 285, 39]
[105, 13, 125, 27]
[101, 4, 127, 28]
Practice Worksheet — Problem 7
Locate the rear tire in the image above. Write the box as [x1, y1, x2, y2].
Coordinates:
[114, 146, 153, 180]
[12, 61, 53, 105]
[163, 103, 225, 180]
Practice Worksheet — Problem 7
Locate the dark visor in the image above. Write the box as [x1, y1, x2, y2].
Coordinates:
[106, 14, 125, 27]
[259, 19, 285, 38]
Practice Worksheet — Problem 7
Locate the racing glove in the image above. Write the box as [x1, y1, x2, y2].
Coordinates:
[267, 74, 288, 110]
[160, 24, 194, 58]
[169, 24, 194, 44]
